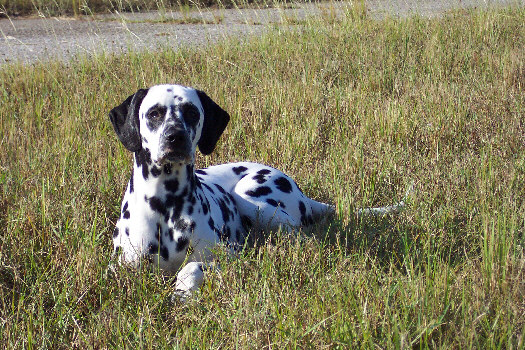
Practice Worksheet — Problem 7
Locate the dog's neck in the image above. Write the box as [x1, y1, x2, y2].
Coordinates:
[131, 148, 197, 200]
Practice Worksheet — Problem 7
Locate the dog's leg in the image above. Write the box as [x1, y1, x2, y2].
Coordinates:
[172, 261, 219, 302]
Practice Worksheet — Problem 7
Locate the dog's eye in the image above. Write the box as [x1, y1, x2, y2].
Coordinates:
[149, 110, 161, 119]
[182, 106, 199, 126]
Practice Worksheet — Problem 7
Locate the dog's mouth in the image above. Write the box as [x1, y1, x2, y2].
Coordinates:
[158, 150, 192, 164]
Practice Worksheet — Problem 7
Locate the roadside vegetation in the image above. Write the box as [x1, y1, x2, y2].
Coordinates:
[0, 0, 294, 17]
[0, 3, 523, 348]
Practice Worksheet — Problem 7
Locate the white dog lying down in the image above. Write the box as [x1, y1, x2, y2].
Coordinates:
[109, 84, 408, 299]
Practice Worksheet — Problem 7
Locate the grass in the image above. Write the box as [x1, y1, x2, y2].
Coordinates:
[0, 3, 524, 348]
[0, 0, 297, 17]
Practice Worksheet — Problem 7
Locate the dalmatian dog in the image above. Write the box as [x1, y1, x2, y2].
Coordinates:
[109, 84, 337, 299]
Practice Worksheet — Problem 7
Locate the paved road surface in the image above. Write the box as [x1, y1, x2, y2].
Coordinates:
[0, 0, 522, 65]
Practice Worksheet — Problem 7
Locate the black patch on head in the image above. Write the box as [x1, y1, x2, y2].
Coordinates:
[176, 236, 190, 252]
[113, 227, 119, 238]
[274, 177, 293, 193]
[232, 166, 248, 175]
[195, 169, 207, 175]
[253, 174, 267, 184]
[246, 186, 272, 198]
[164, 179, 179, 193]
[257, 169, 271, 175]
[145, 104, 167, 131]
[151, 166, 162, 177]
[180, 102, 200, 128]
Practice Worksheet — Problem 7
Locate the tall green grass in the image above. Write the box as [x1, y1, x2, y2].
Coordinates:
[0, 5, 524, 348]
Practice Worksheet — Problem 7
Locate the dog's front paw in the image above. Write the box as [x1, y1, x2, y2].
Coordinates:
[171, 262, 205, 303]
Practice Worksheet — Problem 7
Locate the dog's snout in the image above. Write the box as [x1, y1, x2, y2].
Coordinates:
[163, 127, 187, 145]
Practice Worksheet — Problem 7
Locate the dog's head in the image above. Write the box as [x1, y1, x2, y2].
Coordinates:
[109, 84, 230, 165]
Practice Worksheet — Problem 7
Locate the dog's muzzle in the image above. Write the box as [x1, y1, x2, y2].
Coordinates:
[159, 126, 192, 163]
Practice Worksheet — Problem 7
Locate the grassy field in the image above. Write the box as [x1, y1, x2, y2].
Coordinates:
[0, 3, 524, 348]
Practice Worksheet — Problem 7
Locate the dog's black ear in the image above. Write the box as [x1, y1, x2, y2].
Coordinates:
[109, 89, 149, 152]
[196, 90, 230, 155]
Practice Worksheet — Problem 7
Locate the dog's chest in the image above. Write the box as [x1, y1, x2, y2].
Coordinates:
[116, 176, 244, 269]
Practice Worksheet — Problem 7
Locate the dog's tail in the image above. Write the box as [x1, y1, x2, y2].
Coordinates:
[356, 182, 414, 218]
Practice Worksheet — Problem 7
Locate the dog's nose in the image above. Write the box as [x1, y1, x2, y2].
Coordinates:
[163, 127, 187, 146]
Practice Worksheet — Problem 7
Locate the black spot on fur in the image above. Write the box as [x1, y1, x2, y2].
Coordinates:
[195, 169, 207, 175]
[246, 186, 272, 197]
[129, 171, 134, 193]
[175, 218, 188, 231]
[299, 200, 308, 225]
[257, 169, 272, 175]
[114, 246, 122, 255]
[167, 228, 174, 241]
[299, 201, 306, 215]
[215, 184, 226, 194]
[274, 177, 293, 193]
[208, 217, 216, 231]
[123, 210, 130, 219]
[135, 148, 152, 179]
[176, 236, 190, 252]
[148, 196, 166, 216]
[253, 174, 267, 184]
[164, 179, 179, 193]
[266, 198, 285, 208]
[202, 202, 209, 215]
[151, 166, 162, 177]
[241, 215, 252, 230]
[113, 227, 119, 238]
[166, 195, 184, 220]
[160, 245, 169, 260]
[236, 229, 242, 242]
[218, 199, 231, 223]
[202, 183, 215, 194]
[147, 242, 159, 255]
[232, 166, 248, 175]
[125, 228, 130, 236]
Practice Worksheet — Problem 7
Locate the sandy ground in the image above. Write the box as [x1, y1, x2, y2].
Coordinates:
[0, 0, 523, 65]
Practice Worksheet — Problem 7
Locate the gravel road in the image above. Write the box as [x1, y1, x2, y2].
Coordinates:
[0, 0, 522, 65]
